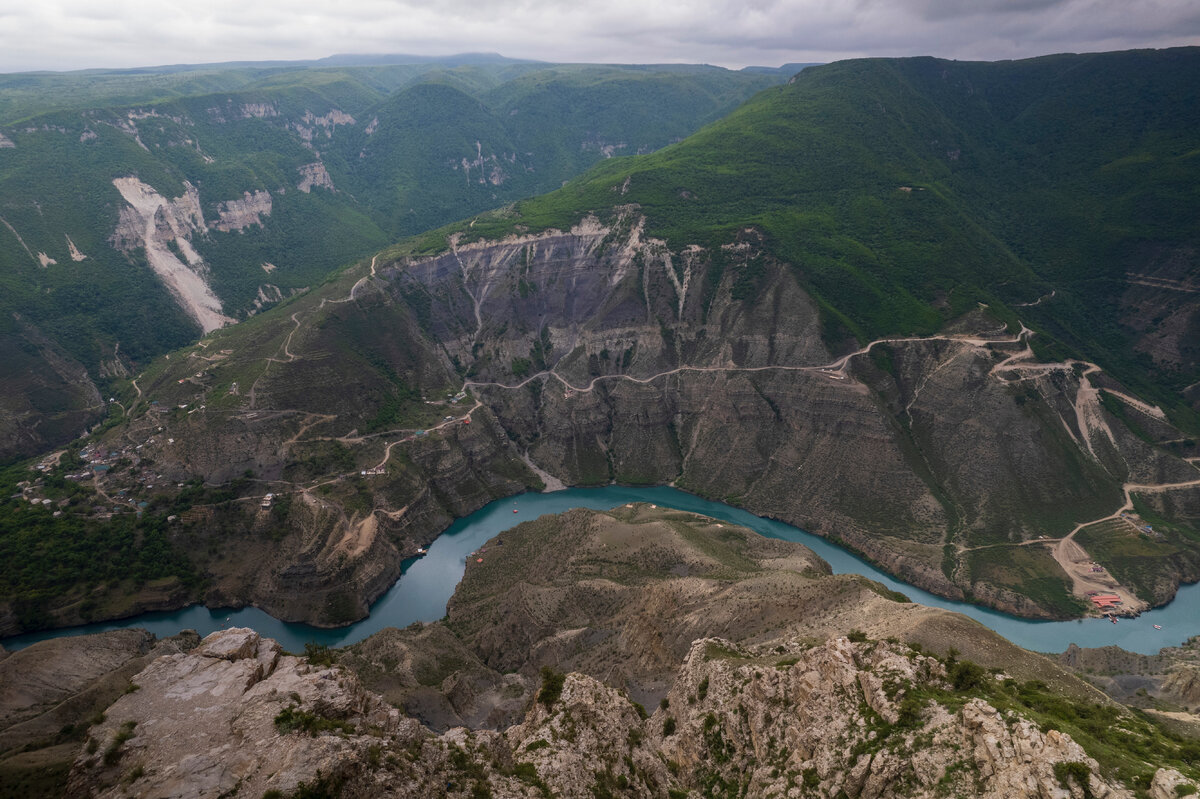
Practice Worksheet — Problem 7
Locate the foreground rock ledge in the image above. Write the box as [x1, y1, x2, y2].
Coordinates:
[65, 627, 1191, 798]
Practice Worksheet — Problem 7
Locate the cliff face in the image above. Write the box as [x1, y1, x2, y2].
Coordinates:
[387, 217, 1198, 616]
[69, 211, 1200, 630]
[33, 507, 1200, 796]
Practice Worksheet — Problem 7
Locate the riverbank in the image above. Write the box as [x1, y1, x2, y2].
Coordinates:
[4, 487, 1198, 656]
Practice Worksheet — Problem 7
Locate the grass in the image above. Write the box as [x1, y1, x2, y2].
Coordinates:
[273, 705, 356, 737]
[424, 50, 1200, 439]
[1076, 517, 1190, 602]
[966, 544, 1088, 618]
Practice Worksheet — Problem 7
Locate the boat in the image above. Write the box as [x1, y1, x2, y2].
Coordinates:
[1110, 616, 1118, 624]
[1154, 624, 1162, 630]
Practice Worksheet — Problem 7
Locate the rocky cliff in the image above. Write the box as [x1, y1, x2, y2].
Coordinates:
[73, 209, 1199, 629]
[55, 502, 1200, 798]
[62, 629, 1195, 798]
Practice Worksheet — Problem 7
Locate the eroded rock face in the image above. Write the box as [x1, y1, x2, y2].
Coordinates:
[64, 629, 1185, 799]
[66, 628, 401, 798]
[109, 177, 233, 333]
[213, 190, 272, 232]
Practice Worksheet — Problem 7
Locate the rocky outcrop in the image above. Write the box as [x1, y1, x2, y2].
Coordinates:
[960, 699, 1106, 797]
[239, 103, 277, 119]
[66, 628, 403, 798]
[212, 190, 271, 232]
[1151, 769, 1196, 799]
[297, 161, 334, 193]
[63, 627, 1191, 799]
[110, 177, 233, 333]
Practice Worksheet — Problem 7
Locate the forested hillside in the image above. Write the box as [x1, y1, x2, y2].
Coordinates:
[0, 56, 782, 458]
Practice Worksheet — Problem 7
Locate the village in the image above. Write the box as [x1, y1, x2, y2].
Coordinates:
[11, 370, 479, 533]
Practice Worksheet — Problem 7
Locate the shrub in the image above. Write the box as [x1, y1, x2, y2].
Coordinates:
[304, 642, 337, 667]
[537, 666, 566, 709]
[1053, 761, 1094, 799]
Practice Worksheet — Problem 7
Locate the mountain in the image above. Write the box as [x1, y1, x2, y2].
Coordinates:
[4, 506, 1197, 797]
[0, 59, 782, 460]
[740, 61, 822, 75]
[2, 48, 1199, 639]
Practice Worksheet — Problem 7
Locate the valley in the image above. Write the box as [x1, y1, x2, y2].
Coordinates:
[4, 506, 1200, 797]
[1, 44, 1200, 798]
[6, 201, 1198, 636]
[0, 56, 783, 460]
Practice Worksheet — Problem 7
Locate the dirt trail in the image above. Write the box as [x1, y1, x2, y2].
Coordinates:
[1047, 473, 1200, 613]
[0, 216, 39, 265]
[282, 413, 336, 447]
[1014, 290, 1056, 307]
[465, 329, 1027, 396]
[348, 255, 379, 301]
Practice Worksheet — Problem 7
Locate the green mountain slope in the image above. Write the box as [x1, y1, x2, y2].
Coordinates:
[447, 48, 1200, 423]
[5, 49, 1199, 634]
[0, 59, 780, 458]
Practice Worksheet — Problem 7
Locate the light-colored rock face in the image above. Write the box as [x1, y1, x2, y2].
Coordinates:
[67, 628, 401, 799]
[213, 190, 271, 232]
[65, 629, 1191, 799]
[239, 103, 277, 119]
[0, 131, 15, 147]
[1151, 768, 1194, 799]
[110, 177, 233, 333]
[296, 161, 334, 193]
[65, 234, 87, 261]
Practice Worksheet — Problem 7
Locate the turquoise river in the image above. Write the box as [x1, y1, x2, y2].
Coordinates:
[4, 486, 1197, 655]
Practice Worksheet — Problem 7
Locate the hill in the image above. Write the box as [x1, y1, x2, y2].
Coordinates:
[2, 48, 1199, 636]
[4, 507, 1197, 797]
[0, 58, 781, 459]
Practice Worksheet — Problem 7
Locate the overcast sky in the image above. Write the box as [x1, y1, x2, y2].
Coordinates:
[1, 0, 1198, 73]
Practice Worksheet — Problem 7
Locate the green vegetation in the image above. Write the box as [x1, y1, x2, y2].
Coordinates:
[303, 642, 337, 667]
[966, 544, 1088, 618]
[102, 720, 137, 766]
[272, 705, 356, 737]
[1054, 762, 1094, 799]
[435, 49, 1200, 434]
[537, 666, 566, 708]
[0, 463, 199, 631]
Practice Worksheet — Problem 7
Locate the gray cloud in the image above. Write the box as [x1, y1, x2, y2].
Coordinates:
[0, 0, 1196, 73]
